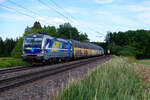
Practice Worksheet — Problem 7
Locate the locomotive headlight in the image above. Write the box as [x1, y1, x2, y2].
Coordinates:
[42, 49, 45, 54]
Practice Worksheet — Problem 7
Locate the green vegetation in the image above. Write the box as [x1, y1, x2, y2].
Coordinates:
[0, 37, 17, 57]
[106, 30, 150, 59]
[11, 37, 24, 58]
[0, 57, 26, 68]
[138, 59, 150, 67]
[1, 21, 150, 59]
[55, 57, 150, 100]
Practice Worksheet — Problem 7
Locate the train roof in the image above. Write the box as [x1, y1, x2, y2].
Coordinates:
[57, 38, 69, 43]
[71, 40, 103, 50]
[25, 33, 103, 50]
[25, 33, 45, 38]
[25, 33, 69, 43]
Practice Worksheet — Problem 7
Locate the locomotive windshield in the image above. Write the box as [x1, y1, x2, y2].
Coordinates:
[24, 37, 43, 46]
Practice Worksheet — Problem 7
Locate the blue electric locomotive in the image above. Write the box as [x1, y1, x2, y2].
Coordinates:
[22, 33, 72, 63]
[22, 33, 104, 63]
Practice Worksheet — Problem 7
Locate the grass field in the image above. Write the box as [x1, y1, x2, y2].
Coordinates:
[138, 59, 150, 67]
[0, 57, 26, 68]
[55, 57, 150, 100]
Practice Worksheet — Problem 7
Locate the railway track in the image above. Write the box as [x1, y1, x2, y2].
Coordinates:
[0, 62, 55, 74]
[0, 56, 104, 75]
[0, 55, 109, 93]
[0, 66, 32, 74]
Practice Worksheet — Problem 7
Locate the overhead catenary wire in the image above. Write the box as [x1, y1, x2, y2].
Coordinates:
[47, 0, 105, 36]
[48, 0, 81, 25]
[5, 0, 100, 36]
[7, 0, 73, 26]
[0, 4, 36, 19]
[0, 1, 88, 35]
[1, 0, 75, 28]
[7, 0, 79, 27]
[38, 0, 96, 35]
[6, 0, 55, 25]
[0, 4, 54, 25]
[7, 0, 42, 17]
[38, 0, 70, 21]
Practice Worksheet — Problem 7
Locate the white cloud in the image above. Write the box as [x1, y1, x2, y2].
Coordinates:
[125, 5, 150, 12]
[138, 13, 150, 19]
[138, 12, 150, 22]
[0, 12, 65, 25]
[0, 0, 3, 4]
[0, 13, 33, 21]
[34, 17, 66, 25]
[35, 17, 46, 22]
[96, 11, 107, 15]
[109, 15, 137, 25]
[35, 4, 49, 11]
[93, 0, 115, 4]
[51, 17, 65, 23]
[142, 0, 150, 5]
[123, 4, 150, 22]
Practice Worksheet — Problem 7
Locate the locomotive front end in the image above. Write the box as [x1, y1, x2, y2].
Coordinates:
[22, 34, 44, 62]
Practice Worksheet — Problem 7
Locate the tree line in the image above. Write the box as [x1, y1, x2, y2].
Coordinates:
[0, 37, 17, 57]
[24, 21, 89, 42]
[105, 30, 150, 59]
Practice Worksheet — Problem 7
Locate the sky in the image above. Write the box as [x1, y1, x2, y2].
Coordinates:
[0, 0, 150, 42]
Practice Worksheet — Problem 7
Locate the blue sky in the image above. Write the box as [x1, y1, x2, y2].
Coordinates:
[0, 0, 150, 42]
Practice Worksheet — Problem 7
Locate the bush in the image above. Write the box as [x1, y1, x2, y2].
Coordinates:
[118, 46, 136, 57]
[109, 44, 136, 57]
[110, 45, 122, 55]
[0, 57, 26, 68]
[11, 37, 23, 58]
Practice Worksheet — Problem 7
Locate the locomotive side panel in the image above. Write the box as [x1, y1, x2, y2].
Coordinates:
[44, 39, 71, 60]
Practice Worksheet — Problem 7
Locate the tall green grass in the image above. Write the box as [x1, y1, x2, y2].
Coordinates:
[0, 57, 26, 68]
[138, 59, 150, 67]
[55, 57, 150, 100]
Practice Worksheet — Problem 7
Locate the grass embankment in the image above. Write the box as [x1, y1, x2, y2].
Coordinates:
[55, 57, 150, 100]
[138, 59, 150, 67]
[0, 57, 26, 68]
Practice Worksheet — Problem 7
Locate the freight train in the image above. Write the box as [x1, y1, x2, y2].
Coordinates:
[22, 33, 104, 63]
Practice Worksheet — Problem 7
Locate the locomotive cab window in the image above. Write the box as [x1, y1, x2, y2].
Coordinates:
[24, 37, 43, 46]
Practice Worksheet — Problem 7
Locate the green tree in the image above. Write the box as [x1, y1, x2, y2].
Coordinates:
[0, 37, 4, 56]
[4, 38, 16, 56]
[11, 37, 23, 58]
[78, 33, 89, 42]
[32, 21, 42, 29]
[0, 37, 17, 57]
[105, 29, 150, 59]
[118, 46, 136, 57]
[57, 23, 89, 42]
[24, 26, 31, 33]
[57, 23, 79, 39]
